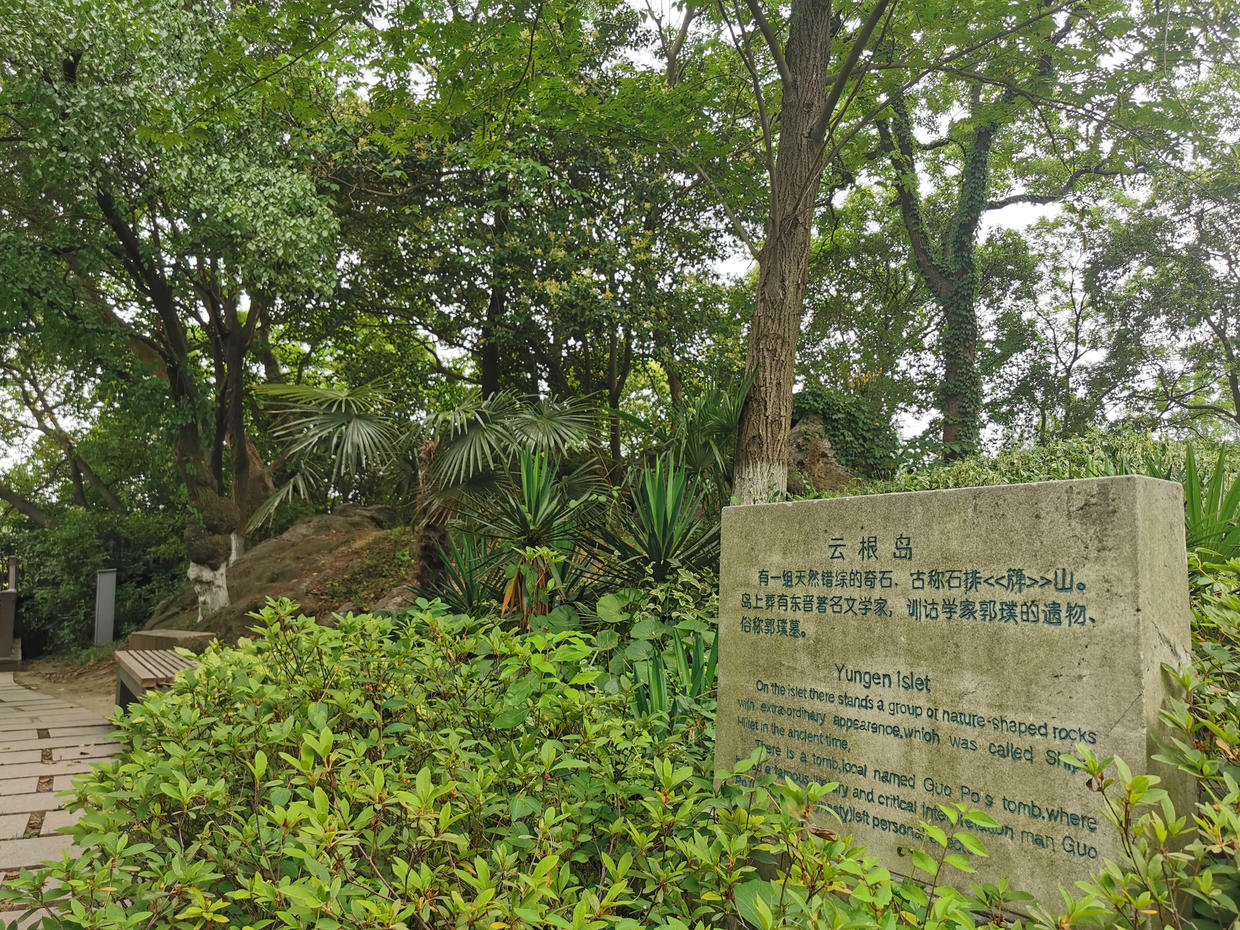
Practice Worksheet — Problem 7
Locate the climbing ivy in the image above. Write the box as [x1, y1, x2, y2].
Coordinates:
[792, 384, 899, 478]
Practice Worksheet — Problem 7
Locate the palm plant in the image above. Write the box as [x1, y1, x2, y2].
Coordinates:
[247, 382, 403, 531]
[620, 374, 750, 505]
[428, 392, 600, 492]
[251, 386, 601, 528]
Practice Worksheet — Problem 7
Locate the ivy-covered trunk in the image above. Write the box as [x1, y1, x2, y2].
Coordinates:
[879, 93, 1003, 461]
[939, 279, 982, 458]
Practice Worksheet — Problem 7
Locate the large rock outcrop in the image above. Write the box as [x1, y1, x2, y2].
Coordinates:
[145, 505, 411, 641]
[786, 413, 853, 496]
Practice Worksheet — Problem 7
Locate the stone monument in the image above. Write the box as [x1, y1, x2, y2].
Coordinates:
[715, 477, 1192, 907]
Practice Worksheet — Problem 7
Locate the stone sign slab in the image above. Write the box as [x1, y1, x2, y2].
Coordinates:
[715, 476, 1192, 907]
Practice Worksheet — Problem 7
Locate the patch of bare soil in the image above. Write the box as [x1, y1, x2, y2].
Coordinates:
[14, 655, 120, 720]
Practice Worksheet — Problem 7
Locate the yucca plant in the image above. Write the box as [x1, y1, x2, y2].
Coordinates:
[470, 450, 595, 550]
[602, 457, 720, 586]
[459, 451, 606, 618]
[633, 629, 720, 734]
[1183, 445, 1240, 560]
[407, 531, 505, 616]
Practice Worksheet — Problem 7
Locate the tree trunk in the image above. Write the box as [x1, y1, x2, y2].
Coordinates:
[606, 328, 633, 462]
[223, 301, 274, 540]
[667, 364, 685, 406]
[188, 561, 230, 620]
[734, 0, 834, 503]
[939, 283, 981, 458]
[878, 94, 997, 461]
[480, 181, 510, 398]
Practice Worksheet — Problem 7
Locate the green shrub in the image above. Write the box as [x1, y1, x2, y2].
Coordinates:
[11, 563, 1240, 928]
[1, 599, 1019, 929]
[853, 432, 1163, 495]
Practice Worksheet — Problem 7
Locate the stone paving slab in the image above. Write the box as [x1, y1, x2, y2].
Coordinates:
[0, 712, 106, 725]
[0, 760, 109, 780]
[50, 775, 88, 793]
[47, 725, 117, 739]
[0, 815, 27, 842]
[0, 734, 120, 754]
[0, 795, 65, 817]
[0, 752, 41, 766]
[0, 835, 77, 871]
[51, 743, 117, 763]
[0, 672, 118, 883]
[39, 811, 75, 837]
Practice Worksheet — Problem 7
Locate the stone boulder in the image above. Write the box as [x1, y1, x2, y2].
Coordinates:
[144, 506, 401, 641]
[787, 413, 853, 496]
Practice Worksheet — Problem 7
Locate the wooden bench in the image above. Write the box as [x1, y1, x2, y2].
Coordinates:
[115, 649, 196, 709]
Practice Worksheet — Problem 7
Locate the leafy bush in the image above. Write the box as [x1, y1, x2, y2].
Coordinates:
[595, 568, 720, 735]
[2, 599, 1021, 930]
[855, 431, 1163, 494]
[8, 581, 1240, 927]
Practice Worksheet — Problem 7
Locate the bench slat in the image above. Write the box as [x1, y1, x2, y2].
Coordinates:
[135, 650, 193, 676]
[115, 649, 194, 688]
[114, 651, 157, 686]
[139, 651, 191, 677]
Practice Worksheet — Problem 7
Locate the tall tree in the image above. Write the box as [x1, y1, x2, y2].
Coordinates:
[1088, 167, 1240, 436]
[0, 0, 351, 615]
[873, 0, 1235, 456]
[651, 0, 1240, 492]
[335, 0, 731, 453]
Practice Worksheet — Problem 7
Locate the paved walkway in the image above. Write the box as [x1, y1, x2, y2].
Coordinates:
[0, 671, 119, 923]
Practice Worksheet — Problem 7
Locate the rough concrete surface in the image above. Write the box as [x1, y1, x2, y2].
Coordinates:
[716, 477, 1192, 907]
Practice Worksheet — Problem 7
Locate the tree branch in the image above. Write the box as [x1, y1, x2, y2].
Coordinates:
[741, 0, 792, 88]
[817, 0, 1074, 167]
[0, 480, 59, 528]
[809, 0, 892, 146]
[667, 4, 698, 84]
[876, 96, 954, 297]
[666, 141, 762, 260]
[987, 165, 1131, 210]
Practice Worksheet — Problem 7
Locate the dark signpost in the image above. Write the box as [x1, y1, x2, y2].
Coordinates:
[0, 555, 19, 669]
